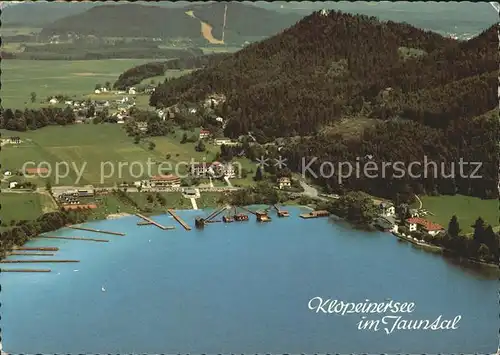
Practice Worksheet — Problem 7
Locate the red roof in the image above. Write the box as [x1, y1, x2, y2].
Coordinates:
[406, 218, 443, 231]
[25, 167, 49, 174]
[200, 130, 211, 134]
[151, 174, 180, 181]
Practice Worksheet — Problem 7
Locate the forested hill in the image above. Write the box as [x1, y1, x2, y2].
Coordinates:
[150, 10, 498, 200]
[39, 2, 303, 41]
[151, 10, 497, 137]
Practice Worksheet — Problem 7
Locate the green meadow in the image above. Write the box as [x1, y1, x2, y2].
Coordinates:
[0, 124, 252, 187]
[0, 192, 50, 223]
[1, 59, 159, 108]
[416, 195, 498, 234]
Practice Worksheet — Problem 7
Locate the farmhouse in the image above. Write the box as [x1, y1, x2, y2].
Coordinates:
[199, 129, 211, 139]
[8, 136, 20, 144]
[149, 174, 181, 188]
[9, 181, 18, 189]
[213, 138, 239, 146]
[190, 162, 235, 178]
[405, 218, 444, 236]
[24, 167, 49, 175]
[128, 87, 137, 95]
[379, 202, 396, 217]
[136, 122, 148, 132]
[277, 177, 291, 189]
[49, 98, 58, 104]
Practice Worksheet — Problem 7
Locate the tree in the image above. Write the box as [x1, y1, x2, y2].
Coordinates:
[146, 194, 154, 204]
[195, 140, 206, 152]
[180, 133, 188, 144]
[105, 81, 111, 90]
[95, 84, 102, 91]
[134, 135, 140, 144]
[254, 166, 263, 181]
[472, 217, 486, 244]
[45, 181, 52, 193]
[148, 142, 156, 150]
[447, 215, 460, 238]
[30, 92, 37, 103]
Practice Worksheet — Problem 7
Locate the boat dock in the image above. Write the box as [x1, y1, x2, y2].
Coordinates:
[10, 252, 55, 256]
[273, 204, 290, 217]
[17, 247, 59, 251]
[68, 226, 125, 236]
[137, 221, 152, 226]
[39, 236, 109, 242]
[135, 213, 175, 230]
[167, 209, 192, 230]
[299, 210, 330, 219]
[0, 260, 79, 263]
[1, 268, 52, 273]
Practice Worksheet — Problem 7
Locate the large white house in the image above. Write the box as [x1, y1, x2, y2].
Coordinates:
[405, 218, 444, 236]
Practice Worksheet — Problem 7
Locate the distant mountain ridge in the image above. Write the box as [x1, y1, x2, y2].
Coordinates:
[38, 2, 304, 42]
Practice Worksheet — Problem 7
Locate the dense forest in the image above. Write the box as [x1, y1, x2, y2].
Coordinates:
[0, 107, 77, 131]
[151, 10, 498, 201]
[39, 2, 301, 42]
[5, 42, 202, 61]
[113, 53, 230, 89]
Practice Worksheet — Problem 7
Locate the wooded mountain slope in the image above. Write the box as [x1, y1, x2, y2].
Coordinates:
[39, 2, 302, 41]
[151, 10, 497, 138]
[150, 10, 498, 199]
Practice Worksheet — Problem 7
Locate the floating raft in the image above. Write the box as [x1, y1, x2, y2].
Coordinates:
[68, 226, 125, 236]
[39, 236, 109, 242]
[299, 210, 330, 219]
[1, 268, 51, 273]
[0, 260, 79, 263]
[17, 247, 59, 251]
[167, 209, 192, 230]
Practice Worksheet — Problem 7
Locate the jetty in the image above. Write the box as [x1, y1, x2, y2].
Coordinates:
[17, 247, 59, 251]
[135, 213, 174, 230]
[300, 210, 330, 219]
[273, 204, 289, 217]
[39, 236, 109, 242]
[137, 221, 152, 226]
[1, 268, 51, 273]
[167, 209, 192, 230]
[10, 252, 55, 256]
[0, 260, 79, 263]
[194, 206, 228, 228]
[68, 226, 125, 236]
[240, 206, 271, 222]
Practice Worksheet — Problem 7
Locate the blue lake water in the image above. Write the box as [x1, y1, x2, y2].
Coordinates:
[1, 207, 498, 354]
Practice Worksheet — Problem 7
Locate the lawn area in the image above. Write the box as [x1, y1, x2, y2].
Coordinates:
[0, 193, 46, 223]
[139, 69, 195, 86]
[2, 59, 160, 108]
[416, 195, 498, 234]
[1, 124, 163, 186]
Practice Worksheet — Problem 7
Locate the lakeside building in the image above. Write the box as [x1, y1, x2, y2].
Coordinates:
[277, 177, 291, 189]
[379, 202, 396, 217]
[199, 129, 211, 139]
[149, 174, 181, 188]
[405, 217, 444, 236]
[190, 162, 235, 179]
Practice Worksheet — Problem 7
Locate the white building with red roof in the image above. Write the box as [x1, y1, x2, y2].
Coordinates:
[149, 174, 181, 188]
[405, 217, 444, 236]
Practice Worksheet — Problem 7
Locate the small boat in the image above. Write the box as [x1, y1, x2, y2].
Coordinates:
[101, 287, 106, 292]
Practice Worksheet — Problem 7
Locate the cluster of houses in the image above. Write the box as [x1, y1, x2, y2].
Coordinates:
[374, 202, 444, 237]
[198, 129, 239, 146]
[55, 186, 95, 205]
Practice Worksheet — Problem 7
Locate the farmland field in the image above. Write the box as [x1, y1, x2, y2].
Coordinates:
[1, 59, 162, 108]
[0, 192, 48, 223]
[0, 124, 252, 187]
[415, 195, 498, 234]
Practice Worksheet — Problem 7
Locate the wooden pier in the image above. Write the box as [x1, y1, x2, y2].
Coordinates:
[68, 225, 125, 236]
[137, 221, 152, 226]
[135, 213, 175, 230]
[167, 209, 192, 230]
[299, 210, 330, 219]
[17, 247, 59, 251]
[0, 260, 79, 263]
[10, 252, 55, 256]
[39, 236, 109, 242]
[1, 268, 51, 273]
[273, 204, 289, 217]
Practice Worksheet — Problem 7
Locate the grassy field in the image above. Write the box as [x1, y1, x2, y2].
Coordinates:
[416, 195, 498, 234]
[0, 193, 47, 223]
[1, 125, 164, 186]
[1, 59, 161, 108]
[1, 124, 254, 187]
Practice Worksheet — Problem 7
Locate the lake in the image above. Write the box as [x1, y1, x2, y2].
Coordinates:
[1, 206, 497, 353]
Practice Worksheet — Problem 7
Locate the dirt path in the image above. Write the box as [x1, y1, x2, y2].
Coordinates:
[185, 10, 224, 45]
